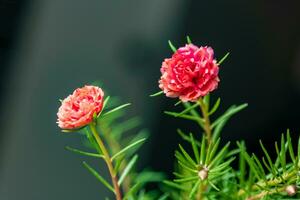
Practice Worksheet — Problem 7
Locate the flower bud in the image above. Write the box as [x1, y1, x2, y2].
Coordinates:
[286, 185, 297, 196]
[198, 168, 208, 180]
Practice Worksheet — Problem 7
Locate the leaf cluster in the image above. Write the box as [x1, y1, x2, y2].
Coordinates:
[162, 94, 300, 200]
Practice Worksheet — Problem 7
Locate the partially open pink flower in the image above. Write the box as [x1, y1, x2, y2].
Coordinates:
[159, 44, 219, 102]
[57, 85, 104, 129]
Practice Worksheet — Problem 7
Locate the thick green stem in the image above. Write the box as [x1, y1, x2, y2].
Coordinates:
[90, 123, 122, 200]
[198, 98, 212, 144]
[195, 183, 207, 200]
[195, 98, 212, 200]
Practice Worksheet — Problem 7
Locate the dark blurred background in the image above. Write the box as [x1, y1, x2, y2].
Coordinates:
[0, 0, 299, 199]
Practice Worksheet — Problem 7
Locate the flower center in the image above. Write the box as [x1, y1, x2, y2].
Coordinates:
[192, 77, 198, 85]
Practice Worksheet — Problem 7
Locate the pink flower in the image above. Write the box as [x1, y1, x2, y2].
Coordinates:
[57, 85, 104, 129]
[159, 44, 219, 102]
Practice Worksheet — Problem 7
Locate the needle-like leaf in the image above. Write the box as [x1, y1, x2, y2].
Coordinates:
[200, 136, 206, 165]
[208, 98, 221, 116]
[61, 126, 86, 133]
[150, 91, 163, 97]
[208, 180, 220, 191]
[164, 111, 201, 121]
[205, 139, 215, 165]
[83, 161, 115, 193]
[177, 129, 201, 146]
[179, 144, 197, 167]
[252, 153, 266, 178]
[189, 180, 201, 199]
[217, 52, 230, 65]
[175, 151, 194, 169]
[178, 160, 197, 173]
[103, 103, 131, 117]
[174, 100, 182, 106]
[65, 146, 104, 158]
[190, 133, 200, 163]
[237, 142, 261, 180]
[97, 96, 110, 117]
[211, 103, 248, 129]
[111, 138, 146, 161]
[203, 94, 210, 109]
[287, 130, 295, 163]
[114, 156, 125, 172]
[168, 40, 177, 53]
[158, 193, 169, 200]
[174, 176, 198, 183]
[261, 157, 273, 176]
[175, 102, 200, 117]
[238, 141, 246, 184]
[183, 102, 200, 118]
[208, 142, 230, 168]
[280, 134, 286, 172]
[123, 182, 142, 200]
[210, 157, 235, 174]
[186, 35, 192, 44]
[212, 118, 228, 142]
[207, 138, 221, 165]
[259, 140, 275, 175]
[163, 180, 189, 191]
[118, 155, 138, 186]
[135, 171, 165, 183]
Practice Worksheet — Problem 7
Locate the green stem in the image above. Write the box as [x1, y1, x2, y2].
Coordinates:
[195, 98, 212, 200]
[90, 123, 122, 200]
[198, 98, 212, 146]
[245, 187, 285, 200]
[195, 183, 207, 200]
[99, 124, 132, 193]
[254, 170, 296, 189]
[239, 170, 297, 199]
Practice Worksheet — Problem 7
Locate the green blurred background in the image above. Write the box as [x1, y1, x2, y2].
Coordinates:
[0, 0, 299, 199]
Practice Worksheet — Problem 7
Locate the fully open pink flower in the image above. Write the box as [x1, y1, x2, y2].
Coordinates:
[159, 44, 219, 102]
[57, 85, 104, 129]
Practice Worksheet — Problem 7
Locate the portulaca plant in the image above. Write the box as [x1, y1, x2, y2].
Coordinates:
[57, 37, 300, 200]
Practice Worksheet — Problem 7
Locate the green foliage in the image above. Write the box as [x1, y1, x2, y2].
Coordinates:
[82, 161, 115, 193]
[102, 103, 131, 117]
[65, 146, 104, 158]
[62, 90, 299, 200]
[60, 38, 300, 200]
[149, 91, 163, 97]
[236, 131, 300, 199]
[111, 138, 146, 161]
[64, 96, 164, 199]
[118, 155, 139, 186]
[164, 94, 248, 143]
[217, 52, 230, 65]
[164, 134, 235, 199]
[161, 88, 299, 199]
[186, 36, 192, 44]
[168, 40, 177, 53]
